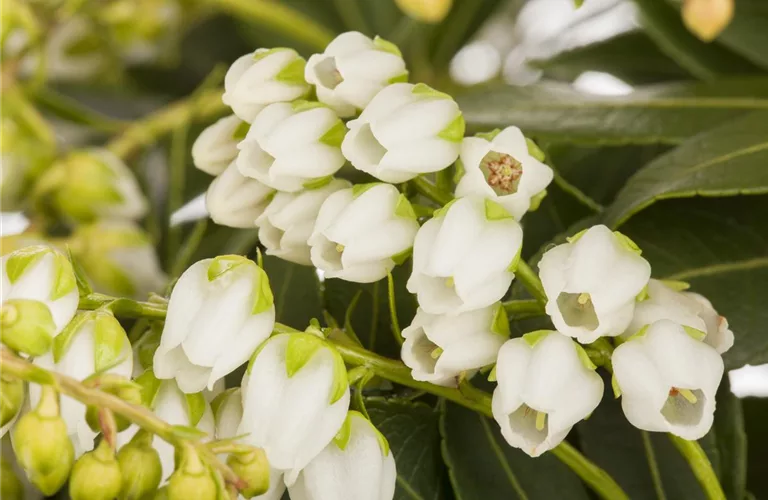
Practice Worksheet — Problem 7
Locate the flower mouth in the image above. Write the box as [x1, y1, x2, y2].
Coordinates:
[509, 404, 548, 448]
[557, 292, 599, 331]
[314, 57, 344, 90]
[480, 151, 523, 195]
[350, 123, 387, 166]
[316, 236, 344, 271]
[661, 387, 705, 426]
[410, 329, 442, 375]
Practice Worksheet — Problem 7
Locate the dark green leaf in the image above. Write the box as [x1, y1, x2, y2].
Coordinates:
[718, 0, 768, 70]
[441, 402, 589, 499]
[742, 397, 768, 495]
[262, 255, 322, 330]
[713, 378, 747, 500]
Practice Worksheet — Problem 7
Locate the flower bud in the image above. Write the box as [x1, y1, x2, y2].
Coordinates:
[408, 197, 523, 314]
[167, 446, 217, 500]
[0, 299, 56, 356]
[12, 386, 75, 495]
[192, 115, 246, 176]
[1, 457, 23, 500]
[227, 448, 270, 498]
[117, 430, 163, 500]
[34, 148, 148, 223]
[395, 0, 453, 23]
[236, 101, 347, 192]
[342, 83, 463, 183]
[305, 32, 408, 117]
[1, 377, 24, 431]
[309, 183, 420, 283]
[223, 48, 311, 123]
[206, 161, 275, 228]
[85, 378, 142, 432]
[682, 0, 733, 42]
[97, 0, 181, 64]
[69, 440, 122, 500]
[0, 113, 55, 211]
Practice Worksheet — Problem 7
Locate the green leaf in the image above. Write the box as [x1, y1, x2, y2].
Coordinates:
[367, 399, 447, 500]
[135, 369, 162, 408]
[93, 312, 127, 372]
[185, 393, 207, 427]
[718, 0, 768, 69]
[441, 402, 590, 499]
[603, 111, 768, 227]
[262, 255, 322, 329]
[457, 77, 768, 145]
[713, 377, 747, 500]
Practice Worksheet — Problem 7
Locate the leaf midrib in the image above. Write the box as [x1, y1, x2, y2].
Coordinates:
[664, 257, 768, 281]
[478, 415, 529, 500]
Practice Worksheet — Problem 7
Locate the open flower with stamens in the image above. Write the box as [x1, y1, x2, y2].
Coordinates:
[612, 319, 724, 440]
[538, 225, 651, 344]
[455, 128, 553, 220]
[492, 331, 603, 457]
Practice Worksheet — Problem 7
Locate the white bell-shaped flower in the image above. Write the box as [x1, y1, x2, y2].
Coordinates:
[68, 221, 166, 299]
[407, 197, 523, 314]
[30, 310, 133, 457]
[212, 388, 286, 500]
[206, 161, 275, 228]
[288, 411, 396, 500]
[1, 245, 78, 337]
[308, 183, 419, 283]
[223, 48, 310, 123]
[401, 303, 509, 386]
[236, 101, 347, 192]
[624, 279, 733, 354]
[153, 255, 275, 393]
[192, 115, 247, 176]
[119, 370, 215, 483]
[238, 332, 350, 485]
[341, 83, 463, 183]
[305, 31, 408, 117]
[455, 128, 553, 220]
[257, 179, 352, 266]
[492, 331, 603, 457]
[539, 225, 651, 344]
[612, 319, 724, 440]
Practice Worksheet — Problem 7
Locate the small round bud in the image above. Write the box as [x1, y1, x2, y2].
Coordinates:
[1, 457, 23, 500]
[1, 377, 24, 428]
[395, 0, 453, 23]
[0, 299, 56, 356]
[167, 446, 217, 500]
[69, 440, 123, 500]
[226, 448, 270, 498]
[86, 381, 143, 432]
[117, 431, 162, 500]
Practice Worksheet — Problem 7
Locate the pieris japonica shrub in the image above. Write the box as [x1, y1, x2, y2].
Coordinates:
[1, 1, 761, 498]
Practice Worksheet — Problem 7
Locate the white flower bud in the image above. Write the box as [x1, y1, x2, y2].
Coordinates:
[206, 161, 275, 228]
[401, 304, 508, 386]
[223, 48, 311, 123]
[257, 179, 352, 265]
[407, 197, 523, 314]
[612, 319, 724, 440]
[29, 310, 133, 457]
[341, 83, 463, 183]
[308, 183, 419, 283]
[455, 128, 553, 220]
[305, 31, 408, 117]
[192, 115, 247, 176]
[539, 225, 651, 344]
[154, 255, 275, 393]
[238, 332, 350, 486]
[236, 101, 347, 192]
[625, 279, 733, 354]
[288, 411, 395, 500]
[492, 331, 603, 457]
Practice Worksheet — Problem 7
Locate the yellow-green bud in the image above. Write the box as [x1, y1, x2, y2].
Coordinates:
[0, 299, 56, 356]
[1, 457, 23, 500]
[167, 446, 217, 500]
[1, 377, 24, 427]
[226, 448, 270, 498]
[12, 387, 74, 495]
[394, 0, 453, 23]
[69, 440, 123, 500]
[117, 430, 162, 500]
[86, 381, 143, 432]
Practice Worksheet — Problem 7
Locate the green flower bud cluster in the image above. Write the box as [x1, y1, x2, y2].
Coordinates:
[167, 445, 218, 500]
[227, 447, 270, 498]
[69, 440, 122, 500]
[117, 431, 162, 500]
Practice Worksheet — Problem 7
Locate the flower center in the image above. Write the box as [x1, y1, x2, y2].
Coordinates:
[480, 151, 523, 195]
[556, 292, 599, 331]
[661, 387, 705, 427]
[411, 330, 441, 375]
[314, 57, 344, 90]
[508, 404, 549, 448]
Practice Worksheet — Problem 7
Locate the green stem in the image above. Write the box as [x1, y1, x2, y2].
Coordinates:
[514, 260, 548, 304]
[642, 431, 668, 500]
[552, 442, 630, 500]
[669, 435, 726, 500]
[409, 176, 454, 206]
[552, 172, 604, 213]
[25, 86, 127, 133]
[166, 117, 190, 269]
[501, 299, 545, 318]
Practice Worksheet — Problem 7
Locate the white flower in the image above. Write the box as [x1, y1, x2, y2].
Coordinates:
[624, 279, 733, 354]
[257, 179, 352, 265]
[539, 225, 651, 344]
[68, 221, 166, 299]
[236, 101, 347, 192]
[612, 319, 724, 440]
[192, 115, 247, 176]
[223, 48, 310, 123]
[119, 370, 215, 483]
[401, 304, 508, 386]
[238, 332, 350, 485]
[407, 197, 523, 314]
[30, 310, 134, 457]
[492, 331, 603, 457]
[212, 388, 286, 500]
[153, 255, 275, 393]
[206, 161, 275, 228]
[455, 127, 553, 220]
[305, 31, 408, 117]
[341, 83, 463, 183]
[288, 411, 396, 500]
[308, 183, 419, 283]
[1, 245, 78, 337]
